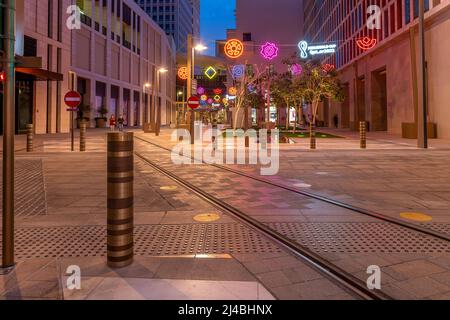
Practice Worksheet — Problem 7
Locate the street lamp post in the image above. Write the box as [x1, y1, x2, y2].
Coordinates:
[186, 34, 207, 144]
[143, 82, 151, 125]
[155, 68, 168, 136]
[418, 0, 428, 149]
[2, 0, 16, 269]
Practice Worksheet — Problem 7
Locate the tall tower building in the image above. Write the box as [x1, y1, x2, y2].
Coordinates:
[137, 0, 200, 52]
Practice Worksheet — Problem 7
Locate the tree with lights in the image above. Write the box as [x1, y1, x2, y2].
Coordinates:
[230, 64, 266, 131]
[270, 72, 292, 130]
[298, 60, 345, 149]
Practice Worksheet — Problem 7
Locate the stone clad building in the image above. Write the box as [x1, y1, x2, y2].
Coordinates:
[304, 0, 450, 139]
[0, 0, 176, 134]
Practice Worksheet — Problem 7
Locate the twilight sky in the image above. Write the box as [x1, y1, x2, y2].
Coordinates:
[200, 0, 236, 56]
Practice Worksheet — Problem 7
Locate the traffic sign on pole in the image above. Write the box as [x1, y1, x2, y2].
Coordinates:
[64, 91, 81, 152]
[64, 91, 82, 108]
[187, 96, 200, 110]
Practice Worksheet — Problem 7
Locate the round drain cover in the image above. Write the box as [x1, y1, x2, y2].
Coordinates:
[294, 183, 312, 188]
[160, 186, 178, 191]
[400, 212, 432, 222]
[194, 213, 221, 222]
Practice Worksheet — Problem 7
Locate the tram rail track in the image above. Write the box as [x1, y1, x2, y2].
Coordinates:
[135, 150, 393, 300]
[134, 135, 450, 243]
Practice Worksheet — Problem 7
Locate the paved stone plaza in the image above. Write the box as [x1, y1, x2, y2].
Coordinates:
[1, 128, 450, 300]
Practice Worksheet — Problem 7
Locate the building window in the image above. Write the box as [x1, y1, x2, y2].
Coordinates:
[23, 36, 37, 57]
[243, 33, 252, 42]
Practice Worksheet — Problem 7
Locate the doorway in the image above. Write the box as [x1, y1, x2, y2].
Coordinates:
[356, 77, 366, 129]
[371, 69, 388, 131]
[16, 81, 34, 134]
[341, 84, 350, 128]
[0, 80, 33, 135]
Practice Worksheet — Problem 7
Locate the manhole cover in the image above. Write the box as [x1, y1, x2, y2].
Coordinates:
[160, 186, 178, 191]
[194, 213, 221, 222]
[400, 212, 432, 222]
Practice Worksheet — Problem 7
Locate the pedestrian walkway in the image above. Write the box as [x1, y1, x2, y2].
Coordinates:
[0, 129, 353, 300]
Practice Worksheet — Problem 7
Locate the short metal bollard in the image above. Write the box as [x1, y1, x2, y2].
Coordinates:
[107, 132, 134, 268]
[80, 121, 87, 152]
[360, 121, 367, 149]
[310, 125, 317, 150]
[26, 124, 33, 152]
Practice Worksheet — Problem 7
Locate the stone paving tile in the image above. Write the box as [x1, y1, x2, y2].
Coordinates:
[383, 260, 447, 281]
[281, 266, 323, 283]
[428, 291, 450, 300]
[270, 279, 346, 300]
[3, 130, 450, 300]
[256, 271, 292, 288]
[394, 277, 449, 299]
[0, 159, 47, 217]
[2, 280, 61, 300]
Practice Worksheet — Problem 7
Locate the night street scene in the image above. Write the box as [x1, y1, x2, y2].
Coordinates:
[1, 0, 450, 310]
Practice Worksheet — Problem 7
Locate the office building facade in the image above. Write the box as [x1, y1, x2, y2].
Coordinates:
[73, 0, 177, 129]
[304, 0, 450, 138]
[1, 0, 176, 134]
[137, 0, 200, 52]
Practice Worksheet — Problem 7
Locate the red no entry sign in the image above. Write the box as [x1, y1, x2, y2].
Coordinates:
[64, 91, 82, 108]
[187, 96, 200, 110]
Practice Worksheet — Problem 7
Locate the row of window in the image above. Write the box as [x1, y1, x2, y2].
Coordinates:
[303, 0, 439, 69]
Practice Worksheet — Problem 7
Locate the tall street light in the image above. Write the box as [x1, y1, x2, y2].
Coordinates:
[143, 82, 151, 124]
[2, 0, 15, 269]
[418, 0, 428, 148]
[187, 34, 207, 144]
[155, 67, 168, 136]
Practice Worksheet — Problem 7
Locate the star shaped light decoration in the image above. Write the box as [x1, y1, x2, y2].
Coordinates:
[260, 42, 279, 60]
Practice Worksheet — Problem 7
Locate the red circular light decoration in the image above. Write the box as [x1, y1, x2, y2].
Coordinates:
[224, 39, 244, 59]
[356, 37, 377, 51]
[213, 88, 223, 95]
[177, 67, 188, 80]
[322, 64, 335, 73]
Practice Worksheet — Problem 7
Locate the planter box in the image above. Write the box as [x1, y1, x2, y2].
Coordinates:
[95, 118, 106, 128]
[402, 122, 437, 139]
[143, 123, 156, 133]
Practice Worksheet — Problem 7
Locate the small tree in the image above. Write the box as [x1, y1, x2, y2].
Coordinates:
[271, 72, 293, 130]
[96, 105, 108, 120]
[230, 63, 266, 131]
[298, 61, 344, 149]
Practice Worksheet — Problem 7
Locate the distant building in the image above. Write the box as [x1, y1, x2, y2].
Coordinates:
[222, 0, 304, 72]
[0, 0, 176, 134]
[137, 0, 200, 53]
[304, 0, 450, 138]
[221, 0, 304, 126]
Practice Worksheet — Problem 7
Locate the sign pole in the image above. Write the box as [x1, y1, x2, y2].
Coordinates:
[2, 0, 16, 269]
[71, 111, 75, 152]
[418, 0, 428, 149]
[64, 91, 82, 151]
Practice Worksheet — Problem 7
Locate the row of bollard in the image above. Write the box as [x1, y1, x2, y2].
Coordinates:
[25, 122, 88, 152]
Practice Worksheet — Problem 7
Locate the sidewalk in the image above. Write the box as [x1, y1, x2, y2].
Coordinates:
[0, 129, 353, 300]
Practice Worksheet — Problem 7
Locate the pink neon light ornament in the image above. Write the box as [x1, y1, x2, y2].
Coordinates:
[260, 42, 279, 60]
[290, 64, 302, 76]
